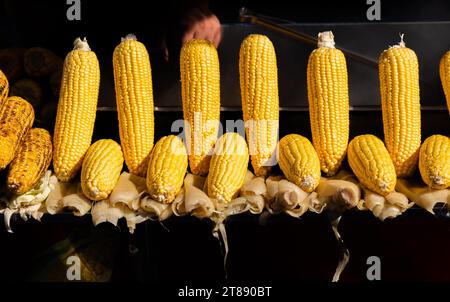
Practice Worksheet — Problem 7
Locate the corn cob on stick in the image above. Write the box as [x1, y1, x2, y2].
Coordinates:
[53, 37, 100, 181]
[113, 34, 154, 177]
[239, 34, 279, 177]
[206, 133, 249, 202]
[307, 31, 349, 176]
[81, 139, 124, 201]
[7, 128, 52, 195]
[0, 69, 9, 107]
[348, 134, 397, 196]
[379, 34, 421, 177]
[0, 96, 34, 169]
[180, 39, 220, 175]
[419, 135, 450, 189]
[146, 135, 188, 204]
[278, 134, 321, 192]
[440, 51, 450, 114]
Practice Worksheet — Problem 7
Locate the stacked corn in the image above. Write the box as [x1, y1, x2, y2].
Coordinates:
[379, 35, 421, 178]
[239, 34, 279, 177]
[53, 37, 100, 182]
[307, 31, 349, 176]
[419, 135, 450, 189]
[440, 51, 450, 114]
[180, 39, 220, 175]
[206, 133, 249, 202]
[113, 34, 154, 177]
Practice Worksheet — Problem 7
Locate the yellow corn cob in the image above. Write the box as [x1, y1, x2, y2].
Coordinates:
[379, 35, 421, 177]
[0, 96, 34, 169]
[53, 37, 100, 181]
[81, 139, 124, 201]
[239, 34, 279, 177]
[278, 134, 321, 192]
[113, 34, 154, 177]
[307, 31, 349, 176]
[440, 51, 450, 114]
[7, 128, 52, 195]
[0, 69, 9, 108]
[180, 39, 220, 175]
[146, 135, 188, 204]
[348, 134, 397, 195]
[206, 133, 249, 202]
[419, 135, 450, 189]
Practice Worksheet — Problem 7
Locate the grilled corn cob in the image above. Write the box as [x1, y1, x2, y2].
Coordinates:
[0, 96, 34, 169]
[348, 134, 397, 196]
[0, 69, 8, 108]
[0, 48, 25, 82]
[440, 51, 450, 114]
[81, 139, 124, 201]
[7, 128, 52, 195]
[278, 134, 321, 192]
[113, 34, 154, 177]
[180, 39, 220, 175]
[307, 31, 349, 176]
[239, 34, 279, 177]
[53, 37, 100, 181]
[419, 135, 450, 189]
[206, 133, 249, 202]
[379, 35, 421, 177]
[146, 135, 188, 204]
[24, 47, 62, 78]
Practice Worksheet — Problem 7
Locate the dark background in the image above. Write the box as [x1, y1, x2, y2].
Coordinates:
[0, 0, 449, 283]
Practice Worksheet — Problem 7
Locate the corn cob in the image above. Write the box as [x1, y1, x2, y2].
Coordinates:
[53, 37, 100, 182]
[0, 69, 9, 108]
[348, 134, 397, 196]
[206, 133, 249, 202]
[24, 47, 63, 78]
[379, 35, 421, 177]
[307, 31, 349, 176]
[278, 134, 321, 192]
[419, 135, 450, 189]
[239, 34, 279, 177]
[7, 128, 52, 195]
[0, 48, 26, 82]
[0, 96, 34, 169]
[11, 79, 43, 109]
[440, 51, 450, 114]
[113, 34, 154, 177]
[146, 135, 188, 204]
[81, 139, 124, 201]
[180, 39, 220, 175]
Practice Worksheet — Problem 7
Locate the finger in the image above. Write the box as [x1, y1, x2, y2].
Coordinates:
[182, 29, 195, 44]
[212, 28, 222, 48]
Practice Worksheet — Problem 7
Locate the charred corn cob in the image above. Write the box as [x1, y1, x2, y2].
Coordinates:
[180, 39, 220, 175]
[0, 48, 25, 82]
[379, 35, 421, 177]
[7, 128, 52, 195]
[307, 31, 349, 176]
[239, 34, 279, 177]
[11, 79, 43, 109]
[419, 135, 450, 189]
[0, 69, 8, 108]
[81, 139, 124, 201]
[146, 135, 188, 204]
[348, 134, 397, 196]
[0, 96, 34, 169]
[206, 133, 249, 202]
[53, 38, 100, 182]
[24, 47, 63, 78]
[440, 51, 450, 114]
[113, 34, 154, 177]
[278, 134, 321, 192]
